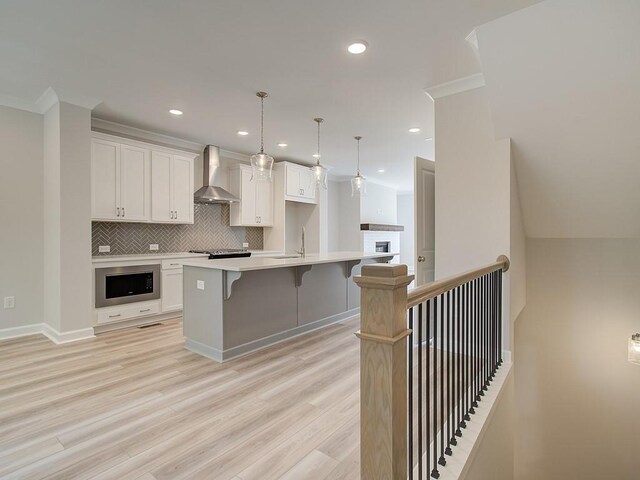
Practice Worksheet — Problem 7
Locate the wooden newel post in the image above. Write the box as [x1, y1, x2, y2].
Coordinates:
[355, 263, 414, 480]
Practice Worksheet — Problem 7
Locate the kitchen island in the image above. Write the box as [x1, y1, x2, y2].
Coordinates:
[181, 251, 396, 362]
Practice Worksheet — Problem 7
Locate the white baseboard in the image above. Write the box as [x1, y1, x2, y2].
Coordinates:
[42, 324, 95, 344]
[0, 323, 95, 344]
[0, 323, 45, 340]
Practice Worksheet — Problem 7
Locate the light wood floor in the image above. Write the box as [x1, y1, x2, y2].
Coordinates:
[0, 318, 363, 480]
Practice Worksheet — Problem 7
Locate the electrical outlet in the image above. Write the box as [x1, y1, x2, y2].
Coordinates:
[149, 244, 159, 251]
[197, 280, 205, 290]
[4, 296, 15, 309]
[98, 245, 110, 253]
[242, 242, 249, 248]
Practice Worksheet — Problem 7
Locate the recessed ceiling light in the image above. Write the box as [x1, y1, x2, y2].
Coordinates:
[409, 127, 421, 133]
[347, 41, 368, 54]
[425, 137, 433, 141]
[312, 153, 321, 159]
[237, 130, 249, 136]
[377, 169, 385, 173]
[277, 143, 288, 147]
[169, 109, 183, 116]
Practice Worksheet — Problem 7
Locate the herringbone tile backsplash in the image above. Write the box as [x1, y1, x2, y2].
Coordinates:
[92, 204, 263, 256]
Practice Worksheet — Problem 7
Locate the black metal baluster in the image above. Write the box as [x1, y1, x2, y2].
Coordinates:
[426, 299, 431, 479]
[462, 282, 469, 425]
[439, 293, 446, 467]
[451, 287, 459, 444]
[445, 291, 452, 456]
[482, 275, 487, 394]
[456, 285, 463, 437]
[417, 303, 423, 480]
[409, 307, 414, 479]
[473, 278, 479, 410]
[431, 296, 439, 479]
[499, 270, 503, 365]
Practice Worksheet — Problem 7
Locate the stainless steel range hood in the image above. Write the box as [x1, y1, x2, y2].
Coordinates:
[193, 145, 240, 204]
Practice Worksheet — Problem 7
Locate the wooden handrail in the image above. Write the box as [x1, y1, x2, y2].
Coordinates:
[407, 255, 510, 308]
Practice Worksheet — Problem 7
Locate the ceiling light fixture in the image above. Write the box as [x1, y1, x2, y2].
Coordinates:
[425, 137, 433, 142]
[169, 109, 183, 116]
[377, 169, 385, 173]
[278, 143, 288, 147]
[347, 41, 368, 54]
[351, 136, 367, 197]
[310, 118, 328, 191]
[249, 91, 274, 181]
[237, 130, 249, 136]
[409, 127, 421, 133]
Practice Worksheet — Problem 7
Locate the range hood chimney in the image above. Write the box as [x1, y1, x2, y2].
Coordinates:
[193, 145, 240, 204]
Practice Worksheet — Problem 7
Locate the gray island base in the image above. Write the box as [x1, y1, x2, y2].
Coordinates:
[181, 252, 396, 362]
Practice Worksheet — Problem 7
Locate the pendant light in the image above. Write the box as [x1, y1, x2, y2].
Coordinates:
[310, 117, 328, 190]
[351, 136, 367, 196]
[250, 91, 274, 181]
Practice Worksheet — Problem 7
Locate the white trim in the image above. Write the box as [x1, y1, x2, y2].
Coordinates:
[41, 325, 95, 344]
[0, 323, 45, 340]
[465, 29, 479, 50]
[0, 323, 95, 344]
[502, 349, 512, 364]
[35, 87, 59, 114]
[0, 94, 42, 113]
[91, 131, 198, 160]
[424, 73, 486, 101]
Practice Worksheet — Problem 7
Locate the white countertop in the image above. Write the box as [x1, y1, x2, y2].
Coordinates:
[92, 252, 209, 263]
[182, 251, 398, 272]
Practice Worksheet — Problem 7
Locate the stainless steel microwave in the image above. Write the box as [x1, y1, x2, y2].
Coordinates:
[95, 264, 161, 308]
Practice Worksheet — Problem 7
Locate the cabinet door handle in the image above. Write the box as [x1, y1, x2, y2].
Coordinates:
[108, 314, 121, 318]
[139, 308, 151, 313]
[301, 188, 304, 195]
[116, 207, 120, 217]
[175, 210, 178, 219]
[122, 207, 125, 218]
[170, 263, 180, 266]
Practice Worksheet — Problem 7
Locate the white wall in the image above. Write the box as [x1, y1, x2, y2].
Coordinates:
[397, 194, 415, 271]
[462, 375, 515, 480]
[434, 87, 510, 279]
[337, 181, 361, 251]
[515, 239, 640, 480]
[360, 181, 398, 224]
[327, 180, 341, 251]
[43, 101, 93, 335]
[0, 106, 44, 330]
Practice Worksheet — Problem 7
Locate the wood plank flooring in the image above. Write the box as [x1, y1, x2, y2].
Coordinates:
[0, 319, 362, 480]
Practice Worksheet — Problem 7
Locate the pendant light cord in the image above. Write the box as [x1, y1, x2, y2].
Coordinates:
[355, 136, 362, 176]
[317, 121, 321, 165]
[260, 95, 265, 154]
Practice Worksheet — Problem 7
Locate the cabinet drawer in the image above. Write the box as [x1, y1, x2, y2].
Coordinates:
[97, 302, 160, 324]
[161, 259, 187, 270]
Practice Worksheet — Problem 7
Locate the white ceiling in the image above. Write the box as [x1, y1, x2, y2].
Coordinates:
[477, 0, 640, 237]
[0, 0, 538, 191]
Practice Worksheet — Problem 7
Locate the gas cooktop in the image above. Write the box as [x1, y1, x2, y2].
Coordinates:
[189, 248, 251, 260]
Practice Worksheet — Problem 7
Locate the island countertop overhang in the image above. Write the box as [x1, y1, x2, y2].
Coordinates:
[181, 251, 397, 272]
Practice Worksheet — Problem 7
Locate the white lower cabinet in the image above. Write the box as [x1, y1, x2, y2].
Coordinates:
[161, 268, 183, 312]
[96, 301, 160, 325]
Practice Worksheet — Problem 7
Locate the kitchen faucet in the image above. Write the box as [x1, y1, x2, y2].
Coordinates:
[297, 227, 306, 258]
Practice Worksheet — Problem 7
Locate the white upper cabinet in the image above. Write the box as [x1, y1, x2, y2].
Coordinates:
[120, 145, 150, 221]
[229, 164, 273, 226]
[91, 133, 195, 224]
[151, 151, 194, 224]
[171, 156, 194, 223]
[91, 138, 120, 220]
[283, 162, 317, 204]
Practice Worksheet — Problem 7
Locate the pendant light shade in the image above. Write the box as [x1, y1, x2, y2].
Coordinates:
[351, 136, 367, 196]
[629, 333, 640, 365]
[250, 91, 274, 181]
[311, 118, 328, 191]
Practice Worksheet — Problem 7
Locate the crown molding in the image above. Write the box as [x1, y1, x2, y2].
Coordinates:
[91, 117, 249, 160]
[466, 28, 479, 50]
[0, 87, 102, 114]
[424, 73, 486, 101]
